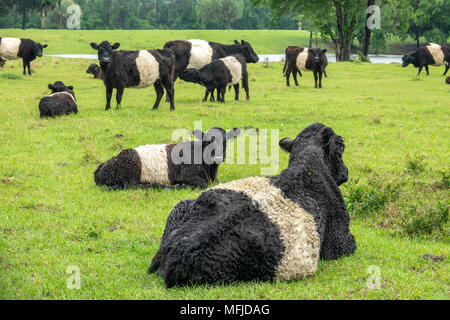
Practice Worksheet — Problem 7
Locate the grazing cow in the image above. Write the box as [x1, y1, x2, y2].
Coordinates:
[90, 41, 176, 111]
[0, 37, 47, 75]
[402, 43, 450, 76]
[149, 123, 356, 288]
[0, 57, 5, 68]
[180, 54, 249, 103]
[283, 46, 328, 88]
[164, 39, 259, 101]
[94, 128, 241, 190]
[39, 81, 78, 118]
[86, 63, 103, 79]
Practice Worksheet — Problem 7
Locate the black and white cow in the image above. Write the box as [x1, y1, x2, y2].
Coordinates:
[180, 54, 249, 103]
[39, 81, 78, 118]
[0, 37, 47, 75]
[164, 39, 259, 101]
[90, 41, 176, 111]
[283, 46, 328, 88]
[94, 128, 241, 190]
[402, 43, 450, 76]
[86, 63, 103, 79]
[149, 123, 356, 288]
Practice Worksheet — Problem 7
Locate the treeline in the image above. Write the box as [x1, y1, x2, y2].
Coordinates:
[0, 0, 299, 30]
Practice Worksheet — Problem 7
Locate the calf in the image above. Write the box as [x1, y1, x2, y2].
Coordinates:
[86, 63, 103, 79]
[180, 54, 249, 103]
[0, 57, 5, 68]
[446, 76, 450, 84]
[90, 41, 176, 111]
[283, 46, 328, 88]
[164, 39, 259, 101]
[0, 37, 47, 75]
[149, 123, 356, 288]
[402, 43, 450, 76]
[39, 81, 78, 118]
[94, 128, 241, 190]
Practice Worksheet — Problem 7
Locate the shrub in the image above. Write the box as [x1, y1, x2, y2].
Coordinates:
[402, 202, 449, 238]
[406, 154, 426, 174]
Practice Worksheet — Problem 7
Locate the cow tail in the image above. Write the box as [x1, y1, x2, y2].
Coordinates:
[283, 60, 287, 76]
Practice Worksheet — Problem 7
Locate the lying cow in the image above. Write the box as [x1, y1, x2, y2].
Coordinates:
[283, 46, 328, 88]
[180, 54, 249, 103]
[86, 63, 103, 79]
[164, 39, 259, 101]
[402, 43, 450, 76]
[149, 123, 356, 288]
[90, 41, 176, 111]
[94, 128, 241, 189]
[0, 57, 5, 68]
[0, 37, 47, 75]
[39, 81, 78, 118]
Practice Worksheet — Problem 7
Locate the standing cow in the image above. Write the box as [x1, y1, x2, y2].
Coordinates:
[283, 46, 328, 88]
[0, 38, 48, 75]
[90, 41, 176, 111]
[402, 43, 450, 76]
[164, 39, 259, 101]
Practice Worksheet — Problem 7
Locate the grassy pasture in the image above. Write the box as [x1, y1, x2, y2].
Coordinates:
[0, 31, 449, 299]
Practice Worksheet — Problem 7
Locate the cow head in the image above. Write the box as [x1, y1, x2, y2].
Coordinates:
[310, 48, 327, 65]
[238, 40, 259, 63]
[34, 42, 48, 57]
[279, 123, 348, 186]
[48, 81, 74, 94]
[90, 41, 120, 66]
[86, 64, 99, 74]
[180, 69, 203, 84]
[401, 55, 413, 67]
[193, 128, 241, 163]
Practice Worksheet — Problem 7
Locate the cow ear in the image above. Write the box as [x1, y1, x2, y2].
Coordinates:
[67, 86, 74, 90]
[322, 49, 327, 54]
[279, 138, 294, 153]
[43, 44, 48, 48]
[193, 130, 205, 140]
[317, 126, 335, 145]
[241, 40, 245, 45]
[226, 128, 241, 140]
[112, 43, 120, 49]
[48, 84, 54, 90]
[234, 40, 240, 45]
[90, 42, 99, 50]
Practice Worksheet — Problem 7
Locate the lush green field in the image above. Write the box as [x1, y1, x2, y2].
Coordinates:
[0, 47, 449, 299]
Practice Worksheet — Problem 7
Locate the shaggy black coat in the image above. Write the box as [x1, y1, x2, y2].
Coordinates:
[0, 38, 47, 75]
[94, 128, 241, 190]
[90, 41, 176, 110]
[283, 46, 328, 88]
[180, 54, 249, 103]
[86, 63, 103, 79]
[402, 44, 450, 76]
[149, 123, 356, 288]
[39, 81, 78, 118]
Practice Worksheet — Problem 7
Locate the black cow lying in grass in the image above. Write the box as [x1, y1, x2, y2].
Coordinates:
[283, 46, 328, 88]
[0, 37, 47, 75]
[39, 81, 78, 118]
[149, 123, 356, 288]
[90, 41, 176, 111]
[180, 54, 249, 103]
[94, 128, 241, 189]
[0, 57, 5, 68]
[402, 43, 450, 76]
[86, 63, 103, 79]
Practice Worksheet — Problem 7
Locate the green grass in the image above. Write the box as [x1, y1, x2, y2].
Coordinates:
[0, 49, 449, 299]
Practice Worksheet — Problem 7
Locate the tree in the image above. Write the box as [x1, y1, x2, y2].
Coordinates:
[39, 0, 55, 29]
[197, 0, 244, 29]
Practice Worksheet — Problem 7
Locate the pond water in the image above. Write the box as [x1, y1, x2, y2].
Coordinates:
[46, 53, 403, 64]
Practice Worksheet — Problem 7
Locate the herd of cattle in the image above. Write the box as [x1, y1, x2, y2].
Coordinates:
[0, 35, 449, 288]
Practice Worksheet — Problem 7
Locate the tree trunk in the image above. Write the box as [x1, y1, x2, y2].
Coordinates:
[40, 6, 46, 30]
[309, 30, 313, 48]
[333, 2, 357, 62]
[22, 9, 27, 30]
[416, 35, 420, 48]
[363, 0, 375, 57]
[315, 32, 318, 48]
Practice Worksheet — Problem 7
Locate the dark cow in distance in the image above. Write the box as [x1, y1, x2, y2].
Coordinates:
[283, 46, 328, 88]
[0, 57, 5, 68]
[164, 39, 259, 101]
[402, 43, 450, 76]
[180, 54, 249, 103]
[149, 123, 355, 288]
[39, 81, 78, 118]
[90, 41, 176, 111]
[0, 37, 47, 75]
[446, 76, 450, 84]
[86, 63, 103, 79]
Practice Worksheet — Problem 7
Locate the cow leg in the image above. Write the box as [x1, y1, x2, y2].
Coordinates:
[314, 72, 318, 88]
[417, 66, 423, 76]
[285, 64, 293, 86]
[152, 81, 165, 110]
[210, 90, 215, 102]
[116, 86, 124, 109]
[203, 90, 210, 102]
[293, 68, 299, 86]
[162, 78, 175, 111]
[27, 61, 32, 75]
[319, 72, 323, 89]
[324, 70, 328, 78]
[105, 87, 113, 110]
[234, 84, 240, 101]
[219, 86, 226, 103]
[22, 59, 27, 75]
[243, 73, 250, 101]
[165, 76, 177, 103]
[425, 65, 430, 76]
[444, 65, 449, 76]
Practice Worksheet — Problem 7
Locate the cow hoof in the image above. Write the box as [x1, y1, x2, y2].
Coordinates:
[170, 108, 175, 111]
